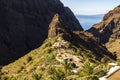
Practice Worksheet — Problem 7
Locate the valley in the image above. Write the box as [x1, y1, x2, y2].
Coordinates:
[0, 0, 120, 80]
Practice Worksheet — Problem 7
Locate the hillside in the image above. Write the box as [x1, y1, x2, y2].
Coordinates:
[0, 0, 83, 65]
[0, 0, 120, 80]
[88, 5, 120, 58]
[0, 14, 115, 80]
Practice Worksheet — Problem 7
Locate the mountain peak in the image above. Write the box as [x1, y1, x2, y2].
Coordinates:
[48, 13, 60, 38]
[103, 5, 120, 21]
[88, 5, 120, 55]
[0, 0, 83, 65]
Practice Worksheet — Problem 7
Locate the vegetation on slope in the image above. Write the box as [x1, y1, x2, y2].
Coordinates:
[0, 10, 118, 80]
[0, 35, 112, 80]
[88, 5, 120, 58]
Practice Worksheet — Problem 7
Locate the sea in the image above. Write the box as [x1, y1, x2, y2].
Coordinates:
[76, 14, 104, 30]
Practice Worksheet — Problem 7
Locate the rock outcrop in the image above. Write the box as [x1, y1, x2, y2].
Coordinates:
[48, 14, 60, 38]
[88, 5, 120, 55]
[48, 13, 116, 60]
[1, 12, 116, 80]
[0, 0, 83, 65]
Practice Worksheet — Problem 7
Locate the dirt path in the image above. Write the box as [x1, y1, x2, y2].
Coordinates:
[108, 70, 120, 80]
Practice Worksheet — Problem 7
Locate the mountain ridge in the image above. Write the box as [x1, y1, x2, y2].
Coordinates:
[0, 0, 83, 65]
[0, 1, 120, 80]
[88, 5, 120, 57]
[0, 13, 115, 80]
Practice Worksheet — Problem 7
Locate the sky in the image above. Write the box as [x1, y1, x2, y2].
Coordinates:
[60, 0, 120, 15]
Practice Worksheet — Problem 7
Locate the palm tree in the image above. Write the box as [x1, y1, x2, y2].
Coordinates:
[63, 60, 74, 77]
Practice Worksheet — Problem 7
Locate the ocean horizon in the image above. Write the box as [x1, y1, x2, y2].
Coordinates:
[76, 14, 104, 30]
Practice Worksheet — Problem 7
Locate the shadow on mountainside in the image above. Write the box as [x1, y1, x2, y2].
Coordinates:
[0, 0, 82, 66]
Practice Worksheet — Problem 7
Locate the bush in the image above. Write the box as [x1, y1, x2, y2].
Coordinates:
[48, 67, 56, 74]
[40, 67, 45, 71]
[44, 47, 52, 53]
[71, 62, 76, 68]
[8, 77, 16, 80]
[117, 59, 120, 66]
[17, 66, 24, 73]
[82, 62, 93, 75]
[43, 42, 52, 49]
[47, 66, 65, 80]
[101, 57, 108, 63]
[50, 68, 65, 80]
[24, 78, 28, 80]
[0, 76, 9, 80]
[79, 75, 98, 80]
[93, 69, 106, 77]
[32, 73, 42, 80]
[26, 56, 32, 62]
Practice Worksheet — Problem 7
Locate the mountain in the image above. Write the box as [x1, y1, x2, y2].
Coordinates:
[76, 14, 104, 30]
[88, 5, 120, 57]
[0, 0, 119, 79]
[0, 13, 115, 80]
[0, 0, 83, 65]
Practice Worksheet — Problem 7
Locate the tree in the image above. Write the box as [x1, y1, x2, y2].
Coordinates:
[50, 68, 65, 80]
[63, 60, 74, 77]
[79, 62, 94, 78]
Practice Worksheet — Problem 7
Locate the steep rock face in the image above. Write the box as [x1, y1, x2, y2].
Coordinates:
[48, 14, 61, 38]
[48, 14, 115, 60]
[0, 0, 83, 65]
[48, 13, 71, 38]
[0, 11, 116, 79]
[88, 5, 120, 55]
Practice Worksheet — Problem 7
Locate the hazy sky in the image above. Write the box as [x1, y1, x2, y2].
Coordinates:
[60, 0, 120, 15]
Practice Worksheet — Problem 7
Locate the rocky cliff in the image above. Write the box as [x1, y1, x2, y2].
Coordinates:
[1, 13, 115, 80]
[0, 0, 83, 65]
[48, 14, 116, 60]
[88, 5, 120, 56]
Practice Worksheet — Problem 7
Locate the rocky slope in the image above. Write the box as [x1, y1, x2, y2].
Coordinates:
[88, 5, 120, 56]
[0, 0, 83, 65]
[0, 0, 119, 79]
[0, 13, 115, 80]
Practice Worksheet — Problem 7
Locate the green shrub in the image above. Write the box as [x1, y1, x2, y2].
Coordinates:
[8, 77, 16, 80]
[0, 76, 9, 80]
[40, 67, 45, 71]
[24, 78, 28, 80]
[43, 42, 52, 49]
[32, 73, 42, 80]
[43, 47, 52, 53]
[93, 69, 106, 77]
[117, 59, 120, 66]
[63, 60, 74, 71]
[48, 67, 56, 74]
[50, 68, 65, 80]
[101, 57, 108, 63]
[64, 42, 70, 49]
[71, 62, 76, 68]
[26, 56, 32, 62]
[17, 66, 24, 73]
[82, 62, 93, 75]
[82, 75, 98, 80]
[48, 66, 66, 80]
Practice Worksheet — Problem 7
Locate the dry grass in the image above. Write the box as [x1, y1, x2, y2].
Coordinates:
[106, 39, 120, 57]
